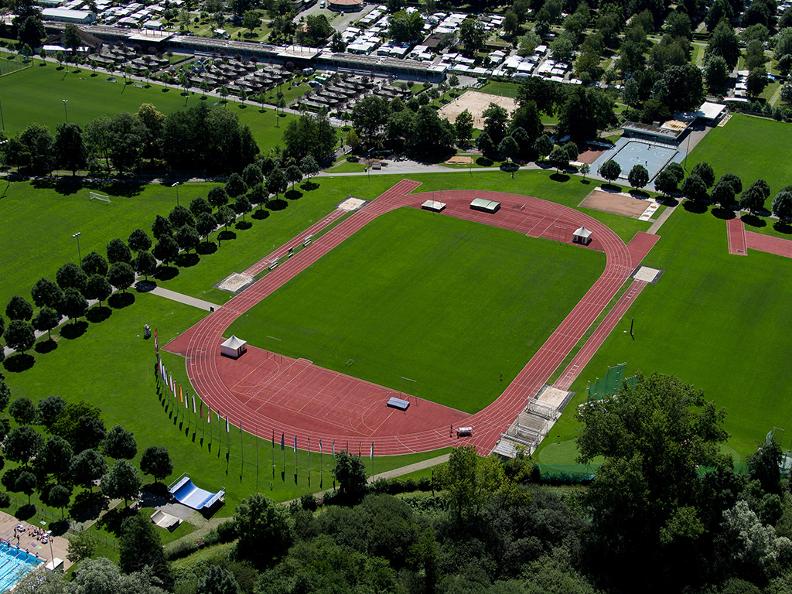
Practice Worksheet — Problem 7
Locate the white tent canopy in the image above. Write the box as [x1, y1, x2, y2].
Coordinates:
[220, 335, 247, 359]
[573, 226, 593, 245]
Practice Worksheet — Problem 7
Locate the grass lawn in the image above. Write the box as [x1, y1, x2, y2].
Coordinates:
[535, 206, 792, 471]
[229, 208, 604, 412]
[480, 80, 521, 98]
[258, 78, 312, 106]
[0, 62, 294, 149]
[0, 53, 29, 75]
[326, 159, 369, 173]
[687, 114, 792, 197]
[0, 180, 217, 309]
[3, 293, 449, 518]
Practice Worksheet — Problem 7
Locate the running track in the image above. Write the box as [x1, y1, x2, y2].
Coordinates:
[726, 218, 792, 260]
[167, 181, 657, 455]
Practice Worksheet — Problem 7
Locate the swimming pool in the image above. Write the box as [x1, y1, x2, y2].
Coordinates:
[609, 140, 678, 180]
[0, 541, 43, 592]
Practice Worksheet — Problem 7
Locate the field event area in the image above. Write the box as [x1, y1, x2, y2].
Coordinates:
[228, 207, 603, 413]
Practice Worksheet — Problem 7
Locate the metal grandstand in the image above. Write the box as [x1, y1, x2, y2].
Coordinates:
[493, 386, 573, 458]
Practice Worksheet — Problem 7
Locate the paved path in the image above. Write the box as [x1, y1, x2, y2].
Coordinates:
[647, 202, 677, 234]
[318, 165, 534, 177]
[150, 286, 221, 311]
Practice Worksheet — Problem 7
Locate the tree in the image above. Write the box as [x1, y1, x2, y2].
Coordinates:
[188, 197, 212, 218]
[711, 180, 737, 210]
[267, 168, 287, 199]
[242, 163, 263, 187]
[578, 374, 729, 592]
[37, 396, 66, 428]
[175, 224, 200, 253]
[195, 212, 218, 241]
[140, 446, 173, 482]
[134, 251, 157, 280]
[599, 159, 621, 182]
[389, 10, 424, 44]
[67, 530, 96, 564]
[226, 172, 247, 198]
[102, 425, 137, 460]
[435, 446, 506, 523]
[454, 110, 474, 147]
[747, 435, 783, 494]
[286, 164, 302, 189]
[4, 320, 35, 353]
[151, 215, 173, 240]
[168, 205, 195, 229]
[704, 55, 730, 92]
[38, 435, 73, 478]
[6, 295, 33, 321]
[299, 155, 319, 179]
[47, 484, 71, 519]
[550, 34, 575, 62]
[459, 17, 485, 56]
[747, 68, 769, 97]
[242, 9, 258, 32]
[9, 398, 36, 425]
[0, 381, 10, 413]
[18, 15, 45, 50]
[682, 174, 708, 203]
[775, 27, 792, 60]
[85, 274, 112, 305]
[533, 134, 553, 160]
[54, 122, 86, 175]
[558, 87, 616, 142]
[153, 235, 179, 266]
[708, 21, 740, 68]
[655, 64, 704, 112]
[477, 131, 496, 158]
[233, 493, 291, 567]
[51, 401, 105, 452]
[216, 206, 236, 232]
[126, 229, 151, 256]
[625, 164, 649, 190]
[208, 187, 229, 209]
[70, 448, 107, 489]
[691, 162, 715, 188]
[482, 103, 509, 146]
[498, 136, 520, 163]
[81, 252, 108, 277]
[15, 471, 36, 505]
[107, 262, 135, 292]
[503, 10, 520, 38]
[547, 146, 569, 173]
[333, 452, 367, 505]
[33, 307, 60, 341]
[118, 514, 172, 589]
[741, 179, 770, 214]
[197, 565, 240, 594]
[56, 263, 87, 293]
[351, 96, 390, 149]
[101, 459, 141, 505]
[31, 278, 63, 310]
[4, 426, 43, 466]
[771, 190, 792, 223]
[718, 173, 743, 194]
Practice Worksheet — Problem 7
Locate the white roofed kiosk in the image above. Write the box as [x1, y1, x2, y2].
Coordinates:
[572, 226, 593, 246]
[220, 335, 247, 359]
[470, 198, 501, 213]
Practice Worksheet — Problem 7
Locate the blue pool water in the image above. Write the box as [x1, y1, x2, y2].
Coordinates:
[0, 541, 43, 592]
[610, 140, 677, 180]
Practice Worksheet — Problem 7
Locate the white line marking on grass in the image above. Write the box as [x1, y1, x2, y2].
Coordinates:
[266, 335, 282, 341]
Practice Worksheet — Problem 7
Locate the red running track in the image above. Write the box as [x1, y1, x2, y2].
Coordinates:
[745, 230, 792, 259]
[167, 180, 644, 455]
[727, 218, 747, 256]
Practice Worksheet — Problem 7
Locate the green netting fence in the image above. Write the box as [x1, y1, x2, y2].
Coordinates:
[587, 363, 638, 402]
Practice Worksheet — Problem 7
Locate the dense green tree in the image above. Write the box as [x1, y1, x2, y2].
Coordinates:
[175, 224, 200, 253]
[435, 445, 506, 523]
[454, 110, 474, 147]
[234, 493, 291, 567]
[81, 252, 109, 277]
[85, 274, 112, 305]
[54, 122, 86, 175]
[38, 435, 73, 477]
[168, 205, 195, 229]
[102, 425, 137, 460]
[777, 28, 792, 60]
[107, 262, 135, 292]
[0, 381, 10, 413]
[704, 55, 730, 92]
[599, 159, 621, 182]
[151, 215, 173, 241]
[477, 131, 496, 158]
[140, 446, 173, 482]
[51, 401, 106, 452]
[718, 173, 743, 194]
[333, 452, 368, 505]
[134, 251, 157, 280]
[482, 104, 509, 146]
[267, 168, 288, 199]
[208, 187, 229, 209]
[242, 163, 263, 187]
[33, 306, 60, 340]
[196, 212, 218, 241]
[6, 295, 33, 321]
[533, 134, 553, 159]
[15, 471, 36, 504]
[517, 78, 557, 114]
[37, 396, 66, 428]
[9, 398, 36, 425]
[188, 197, 212, 218]
[47, 484, 71, 519]
[101, 459, 141, 505]
[197, 565, 241, 594]
[4, 426, 43, 466]
[459, 17, 486, 56]
[70, 448, 107, 489]
[510, 101, 543, 141]
[17, 15, 45, 50]
[56, 263, 88, 294]
[712, 180, 737, 210]
[772, 190, 792, 223]
[31, 278, 63, 310]
[666, 11, 692, 38]
[747, 436, 783, 494]
[692, 162, 716, 188]
[683, 174, 709, 203]
[746, 68, 769, 97]
[16, 123, 54, 175]
[547, 146, 568, 172]
[389, 10, 424, 43]
[225, 173, 247, 198]
[153, 235, 179, 265]
[119, 514, 173, 588]
[741, 179, 770, 214]
[299, 155, 319, 179]
[351, 96, 390, 149]
[558, 87, 616, 142]
[4, 320, 35, 353]
[708, 21, 740, 68]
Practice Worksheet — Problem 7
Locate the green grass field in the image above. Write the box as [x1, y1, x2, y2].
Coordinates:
[229, 208, 604, 412]
[687, 114, 792, 198]
[0, 180, 217, 309]
[480, 80, 521, 98]
[4, 293, 447, 519]
[536, 206, 792, 470]
[0, 62, 294, 149]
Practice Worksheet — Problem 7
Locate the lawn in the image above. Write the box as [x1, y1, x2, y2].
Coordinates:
[687, 114, 792, 197]
[229, 208, 604, 412]
[535, 206, 792, 471]
[3, 293, 449, 519]
[0, 62, 294, 149]
[480, 80, 521, 98]
[0, 180, 217, 309]
[0, 52, 29, 76]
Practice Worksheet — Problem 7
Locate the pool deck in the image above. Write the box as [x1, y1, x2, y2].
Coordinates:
[0, 511, 71, 571]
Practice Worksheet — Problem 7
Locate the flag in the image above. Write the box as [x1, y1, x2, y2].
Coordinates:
[207, 407, 211, 423]
[199, 401, 203, 418]
[319, 439, 323, 455]
[225, 416, 230, 433]
[192, 395, 196, 414]
[280, 433, 285, 450]
[370, 442, 374, 460]
[184, 391, 188, 409]
[271, 429, 275, 448]
[293, 435, 297, 452]
[178, 385, 183, 404]
[154, 328, 159, 353]
[332, 440, 335, 456]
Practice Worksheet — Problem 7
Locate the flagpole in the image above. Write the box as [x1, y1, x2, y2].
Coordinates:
[240, 421, 244, 479]
[256, 434, 259, 491]
[308, 437, 311, 488]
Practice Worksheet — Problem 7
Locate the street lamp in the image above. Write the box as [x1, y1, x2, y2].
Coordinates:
[0, 99, 5, 132]
[62, 99, 69, 122]
[72, 232, 82, 263]
[171, 182, 180, 206]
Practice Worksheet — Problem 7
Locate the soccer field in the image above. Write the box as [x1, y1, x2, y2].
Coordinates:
[536, 206, 792, 468]
[228, 207, 604, 413]
[687, 114, 792, 196]
[0, 63, 294, 149]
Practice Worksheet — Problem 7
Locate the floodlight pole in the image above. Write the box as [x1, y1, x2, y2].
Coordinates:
[62, 99, 69, 122]
[72, 231, 82, 263]
[0, 99, 5, 131]
[172, 182, 180, 206]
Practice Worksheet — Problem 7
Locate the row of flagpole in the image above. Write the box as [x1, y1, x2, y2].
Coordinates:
[152, 329, 377, 491]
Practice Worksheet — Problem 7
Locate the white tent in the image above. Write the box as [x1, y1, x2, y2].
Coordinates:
[220, 335, 247, 359]
[573, 226, 593, 245]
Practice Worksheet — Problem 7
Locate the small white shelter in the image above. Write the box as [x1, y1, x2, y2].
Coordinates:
[220, 335, 247, 359]
[572, 226, 593, 245]
[421, 199, 446, 212]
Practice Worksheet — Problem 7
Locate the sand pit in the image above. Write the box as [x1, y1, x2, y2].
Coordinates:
[439, 91, 517, 128]
[580, 190, 653, 218]
[446, 155, 473, 164]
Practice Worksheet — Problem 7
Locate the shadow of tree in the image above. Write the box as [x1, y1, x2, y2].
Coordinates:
[15, 504, 36, 521]
[550, 173, 570, 183]
[61, 321, 88, 339]
[268, 199, 287, 211]
[176, 253, 200, 267]
[35, 339, 58, 354]
[69, 491, 109, 523]
[300, 181, 319, 192]
[285, 189, 303, 200]
[252, 209, 270, 220]
[86, 305, 112, 323]
[135, 280, 157, 292]
[711, 207, 736, 220]
[218, 230, 237, 241]
[683, 200, 708, 214]
[109, 292, 135, 309]
[197, 241, 217, 255]
[741, 214, 766, 228]
[773, 221, 792, 234]
[235, 221, 252, 231]
[3, 353, 34, 372]
[154, 265, 179, 281]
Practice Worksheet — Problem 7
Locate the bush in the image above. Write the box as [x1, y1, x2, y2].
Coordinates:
[0, 492, 10, 508]
[215, 519, 237, 543]
[164, 538, 198, 560]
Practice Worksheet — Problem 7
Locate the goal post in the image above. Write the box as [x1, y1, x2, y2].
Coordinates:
[88, 192, 111, 204]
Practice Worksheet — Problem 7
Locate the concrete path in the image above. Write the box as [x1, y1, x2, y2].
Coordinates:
[149, 287, 221, 311]
[647, 202, 677, 234]
[319, 164, 538, 177]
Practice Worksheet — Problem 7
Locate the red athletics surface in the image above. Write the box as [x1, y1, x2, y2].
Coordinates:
[727, 218, 747, 255]
[745, 230, 792, 259]
[167, 180, 655, 455]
